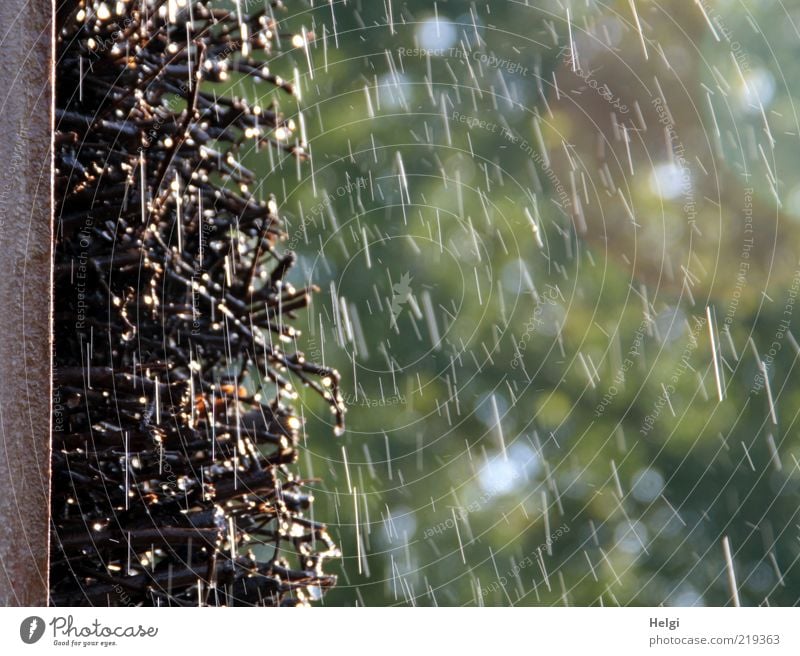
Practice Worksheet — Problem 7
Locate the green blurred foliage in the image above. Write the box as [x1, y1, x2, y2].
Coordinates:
[231, 0, 800, 605]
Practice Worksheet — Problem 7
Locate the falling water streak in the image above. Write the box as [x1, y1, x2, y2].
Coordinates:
[468, 6, 482, 47]
[340, 296, 355, 344]
[706, 306, 724, 402]
[441, 93, 452, 146]
[766, 433, 782, 471]
[384, 432, 393, 480]
[706, 91, 721, 138]
[474, 268, 483, 306]
[389, 554, 398, 600]
[385, 0, 395, 35]
[174, 173, 183, 252]
[662, 383, 675, 417]
[729, 52, 751, 98]
[741, 441, 755, 472]
[139, 152, 147, 222]
[566, 7, 577, 72]
[722, 324, 739, 361]
[459, 40, 482, 99]
[758, 101, 776, 149]
[661, 494, 687, 526]
[524, 206, 544, 248]
[354, 486, 362, 575]
[758, 145, 781, 206]
[579, 352, 597, 389]
[301, 26, 314, 80]
[542, 490, 552, 556]
[328, 0, 339, 48]
[760, 360, 778, 425]
[123, 431, 129, 511]
[342, 445, 353, 493]
[396, 151, 410, 224]
[532, 113, 550, 168]
[491, 394, 507, 461]
[622, 126, 634, 177]
[421, 290, 441, 350]
[361, 226, 372, 269]
[453, 508, 466, 564]
[653, 76, 675, 124]
[768, 552, 785, 587]
[489, 548, 513, 605]
[330, 281, 345, 347]
[364, 85, 375, 118]
[584, 551, 598, 581]
[694, 0, 721, 41]
[617, 188, 638, 226]
[154, 375, 161, 425]
[610, 459, 624, 498]
[628, 0, 648, 61]
[722, 536, 741, 607]
[537, 548, 551, 592]
[321, 24, 329, 73]
[468, 215, 482, 262]
[618, 501, 649, 555]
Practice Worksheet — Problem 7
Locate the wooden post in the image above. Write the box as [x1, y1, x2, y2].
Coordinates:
[0, 0, 53, 605]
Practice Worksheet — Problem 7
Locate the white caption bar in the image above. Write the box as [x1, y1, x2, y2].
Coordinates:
[1, 607, 798, 655]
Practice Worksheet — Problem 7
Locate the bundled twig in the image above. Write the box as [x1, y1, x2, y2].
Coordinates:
[51, 0, 344, 606]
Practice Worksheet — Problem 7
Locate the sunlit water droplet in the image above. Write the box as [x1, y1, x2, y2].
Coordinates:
[416, 17, 458, 51]
[649, 162, 689, 201]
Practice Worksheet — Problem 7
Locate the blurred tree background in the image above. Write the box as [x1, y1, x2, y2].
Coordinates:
[225, 0, 800, 605]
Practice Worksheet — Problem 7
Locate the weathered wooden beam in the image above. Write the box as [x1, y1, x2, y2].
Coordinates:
[0, 0, 53, 605]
